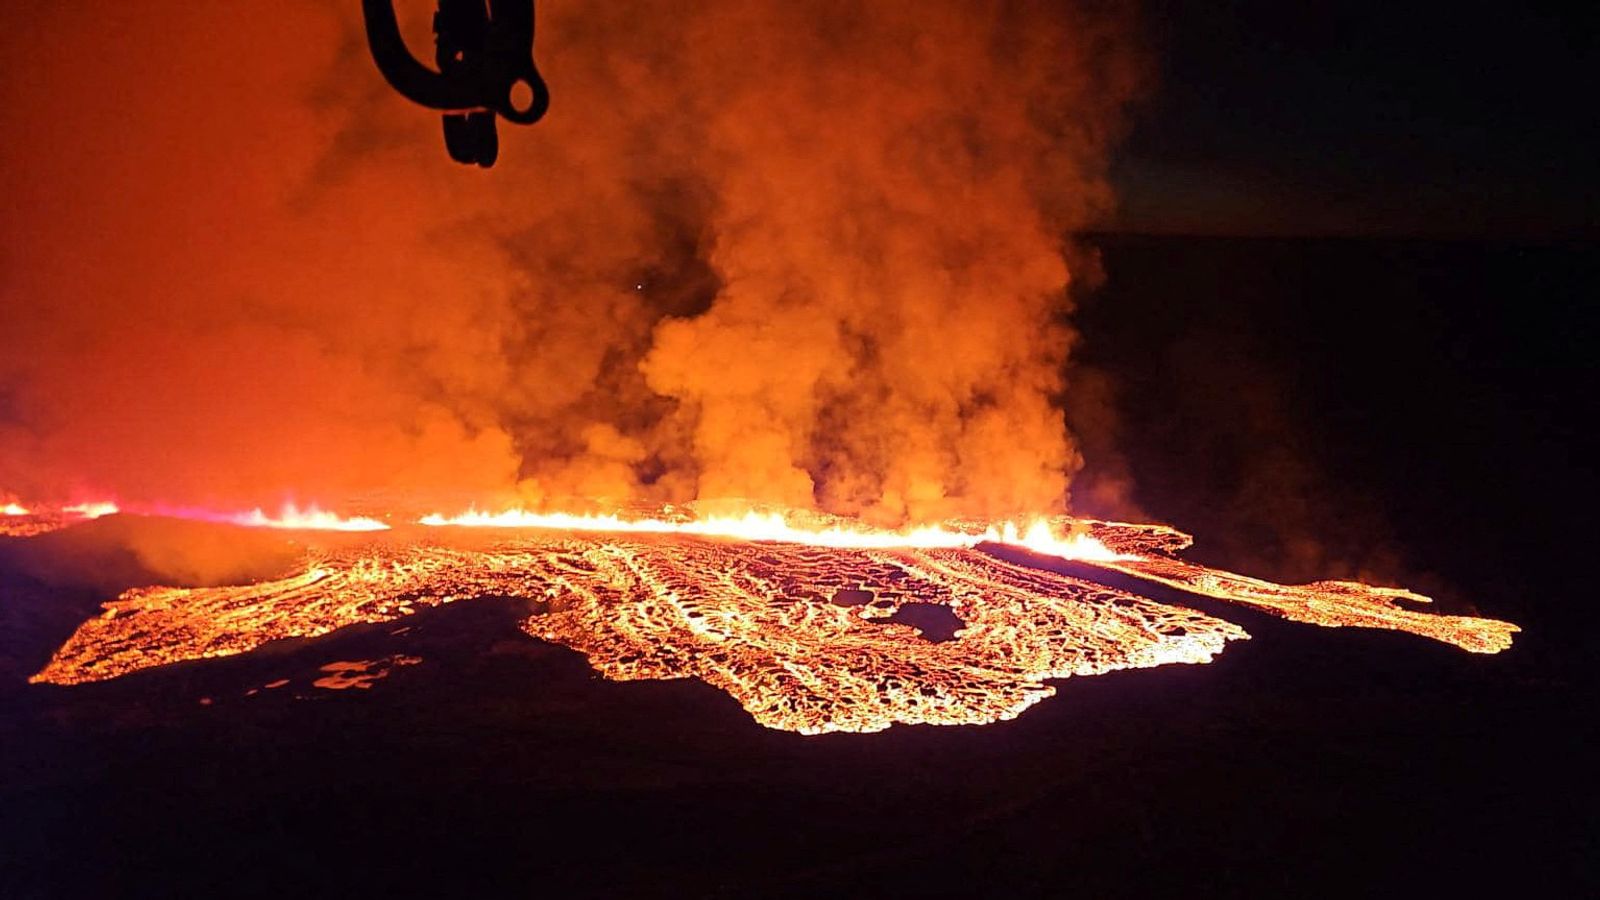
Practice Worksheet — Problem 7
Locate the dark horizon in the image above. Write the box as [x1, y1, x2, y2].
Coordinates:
[1084, 228, 1598, 244]
[1108, 1, 1595, 241]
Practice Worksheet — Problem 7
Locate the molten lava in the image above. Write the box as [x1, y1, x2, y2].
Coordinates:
[1072, 521, 1518, 655]
[23, 510, 1517, 734]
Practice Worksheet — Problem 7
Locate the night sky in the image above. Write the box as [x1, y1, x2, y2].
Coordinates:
[1110, 1, 1595, 238]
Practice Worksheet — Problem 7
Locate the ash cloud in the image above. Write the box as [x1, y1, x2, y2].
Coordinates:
[0, 1, 1143, 523]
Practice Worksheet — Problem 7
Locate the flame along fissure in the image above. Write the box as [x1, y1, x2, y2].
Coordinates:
[1, 499, 121, 537]
[0, 499, 386, 535]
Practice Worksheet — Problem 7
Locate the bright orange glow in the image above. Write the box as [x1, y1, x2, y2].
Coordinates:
[0, 500, 48, 537]
[226, 503, 389, 532]
[62, 501, 119, 518]
[0, 496, 121, 537]
[419, 509, 1134, 561]
[0, 4, 1518, 737]
[0, 496, 389, 533]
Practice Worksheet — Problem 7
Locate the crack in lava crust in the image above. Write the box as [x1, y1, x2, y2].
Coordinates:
[30, 534, 1247, 733]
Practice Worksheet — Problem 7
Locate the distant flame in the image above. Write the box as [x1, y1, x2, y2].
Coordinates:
[0, 497, 120, 537]
[0, 495, 386, 533]
[418, 509, 1135, 562]
[154, 501, 388, 531]
[225, 503, 389, 532]
[62, 501, 120, 519]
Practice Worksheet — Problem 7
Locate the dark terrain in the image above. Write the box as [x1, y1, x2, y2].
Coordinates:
[2, 236, 1592, 897]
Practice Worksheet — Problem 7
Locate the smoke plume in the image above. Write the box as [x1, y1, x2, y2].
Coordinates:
[0, 0, 1143, 523]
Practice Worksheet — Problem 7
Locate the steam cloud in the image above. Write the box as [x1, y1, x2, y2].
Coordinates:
[0, 1, 1143, 524]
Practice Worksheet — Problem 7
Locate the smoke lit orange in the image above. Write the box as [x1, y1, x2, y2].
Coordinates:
[0, 3, 1519, 735]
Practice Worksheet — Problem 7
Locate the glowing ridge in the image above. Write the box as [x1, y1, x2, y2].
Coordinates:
[420, 509, 1133, 562]
[62, 501, 120, 519]
[226, 503, 389, 532]
[0, 493, 389, 533]
[1, 497, 122, 537]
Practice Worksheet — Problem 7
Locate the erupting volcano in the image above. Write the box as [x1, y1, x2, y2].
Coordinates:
[2, 0, 1581, 894]
[1, 0, 1518, 739]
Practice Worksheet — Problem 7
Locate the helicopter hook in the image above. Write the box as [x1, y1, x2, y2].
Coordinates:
[361, 0, 550, 167]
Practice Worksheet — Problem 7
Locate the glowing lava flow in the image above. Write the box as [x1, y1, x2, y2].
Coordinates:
[1073, 520, 1518, 654]
[418, 511, 1517, 653]
[26, 512, 1517, 733]
[30, 532, 1245, 733]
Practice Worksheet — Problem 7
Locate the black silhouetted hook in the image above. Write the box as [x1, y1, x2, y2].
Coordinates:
[362, 0, 550, 167]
